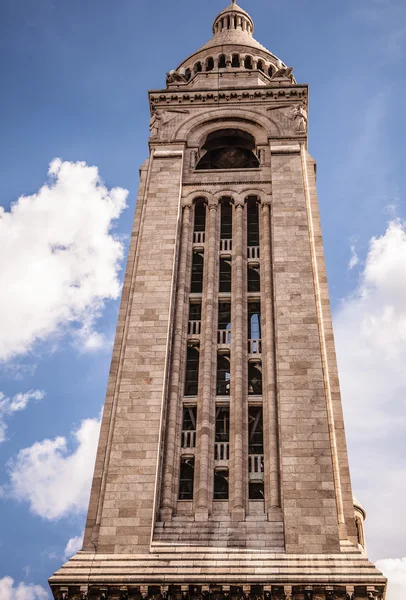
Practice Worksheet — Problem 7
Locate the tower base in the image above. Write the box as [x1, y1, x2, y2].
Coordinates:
[49, 542, 386, 599]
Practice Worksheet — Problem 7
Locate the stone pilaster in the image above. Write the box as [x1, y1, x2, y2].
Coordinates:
[160, 200, 193, 521]
[195, 198, 218, 519]
[260, 197, 281, 514]
[230, 198, 246, 520]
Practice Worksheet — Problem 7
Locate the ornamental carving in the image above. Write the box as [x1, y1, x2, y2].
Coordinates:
[150, 106, 190, 140]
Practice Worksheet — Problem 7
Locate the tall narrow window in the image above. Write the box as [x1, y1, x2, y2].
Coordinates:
[231, 54, 240, 68]
[194, 201, 206, 232]
[185, 68, 191, 81]
[219, 54, 227, 69]
[191, 252, 204, 293]
[206, 57, 214, 71]
[216, 352, 230, 395]
[248, 407, 264, 500]
[248, 302, 261, 357]
[218, 302, 231, 344]
[215, 406, 230, 443]
[248, 265, 260, 292]
[257, 60, 264, 72]
[248, 362, 262, 395]
[184, 345, 199, 396]
[221, 200, 233, 239]
[195, 62, 202, 73]
[213, 468, 229, 500]
[181, 406, 197, 449]
[247, 197, 259, 247]
[219, 258, 232, 293]
[179, 458, 195, 500]
[215, 406, 230, 460]
[244, 56, 253, 69]
[189, 302, 201, 321]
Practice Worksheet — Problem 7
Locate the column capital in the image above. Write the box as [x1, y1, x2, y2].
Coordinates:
[234, 198, 245, 209]
[182, 198, 193, 209]
[208, 199, 219, 211]
[261, 198, 272, 208]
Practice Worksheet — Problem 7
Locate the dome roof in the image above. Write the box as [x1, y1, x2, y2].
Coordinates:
[353, 495, 367, 519]
[177, 0, 282, 69]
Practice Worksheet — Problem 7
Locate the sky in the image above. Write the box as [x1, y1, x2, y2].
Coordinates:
[0, 0, 405, 598]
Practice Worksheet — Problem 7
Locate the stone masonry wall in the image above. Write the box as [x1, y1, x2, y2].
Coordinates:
[84, 150, 184, 554]
[270, 148, 341, 554]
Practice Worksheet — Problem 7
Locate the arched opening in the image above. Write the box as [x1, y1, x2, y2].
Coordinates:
[194, 199, 206, 233]
[184, 345, 200, 397]
[234, 15, 237, 28]
[216, 352, 230, 395]
[244, 56, 253, 69]
[247, 197, 260, 247]
[248, 265, 260, 292]
[268, 65, 274, 77]
[196, 129, 260, 170]
[219, 258, 232, 293]
[185, 68, 191, 81]
[257, 60, 264, 72]
[231, 54, 240, 68]
[179, 457, 195, 500]
[248, 362, 262, 395]
[195, 61, 202, 73]
[218, 54, 227, 69]
[213, 468, 229, 500]
[191, 251, 204, 293]
[206, 57, 214, 72]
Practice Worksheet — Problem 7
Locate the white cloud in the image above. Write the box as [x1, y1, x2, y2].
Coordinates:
[334, 219, 406, 559]
[348, 244, 359, 270]
[376, 558, 406, 600]
[0, 390, 45, 443]
[0, 577, 48, 600]
[0, 158, 128, 363]
[6, 415, 101, 520]
[64, 531, 84, 559]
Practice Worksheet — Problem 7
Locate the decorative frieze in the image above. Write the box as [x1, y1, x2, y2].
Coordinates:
[51, 584, 385, 600]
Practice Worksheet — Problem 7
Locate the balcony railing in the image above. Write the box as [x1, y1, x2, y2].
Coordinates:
[247, 246, 260, 260]
[249, 454, 264, 476]
[215, 442, 230, 461]
[220, 239, 232, 253]
[182, 430, 196, 449]
[218, 329, 231, 345]
[248, 339, 262, 355]
[188, 320, 201, 336]
[193, 231, 205, 245]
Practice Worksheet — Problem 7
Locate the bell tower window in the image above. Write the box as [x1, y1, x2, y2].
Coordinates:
[196, 129, 260, 170]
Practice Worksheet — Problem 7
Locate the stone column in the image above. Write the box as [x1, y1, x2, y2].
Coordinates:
[195, 198, 218, 519]
[260, 198, 280, 513]
[230, 198, 246, 520]
[160, 201, 193, 521]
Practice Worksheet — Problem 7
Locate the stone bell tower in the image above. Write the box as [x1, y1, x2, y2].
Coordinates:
[50, 2, 387, 599]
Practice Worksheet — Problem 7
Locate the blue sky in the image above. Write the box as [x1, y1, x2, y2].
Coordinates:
[0, 0, 405, 598]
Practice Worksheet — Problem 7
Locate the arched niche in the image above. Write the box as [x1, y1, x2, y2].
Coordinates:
[196, 129, 260, 170]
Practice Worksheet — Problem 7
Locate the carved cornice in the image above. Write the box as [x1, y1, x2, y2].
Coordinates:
[149, 86, 307, 109]
[183, 180, 272, 186]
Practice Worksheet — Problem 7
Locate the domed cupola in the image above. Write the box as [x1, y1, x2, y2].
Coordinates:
[165, 0, 295, 88]
[212, 0, 254, 37]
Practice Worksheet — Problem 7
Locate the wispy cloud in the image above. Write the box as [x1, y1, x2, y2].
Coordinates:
[64, 531, 84, 559]
[0, 390, 45, 443]
[3, 413, 101, 520]
[0, 576, 48, 600]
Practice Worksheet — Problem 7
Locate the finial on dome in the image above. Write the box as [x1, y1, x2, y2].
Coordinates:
[232, 0, 236, 3]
